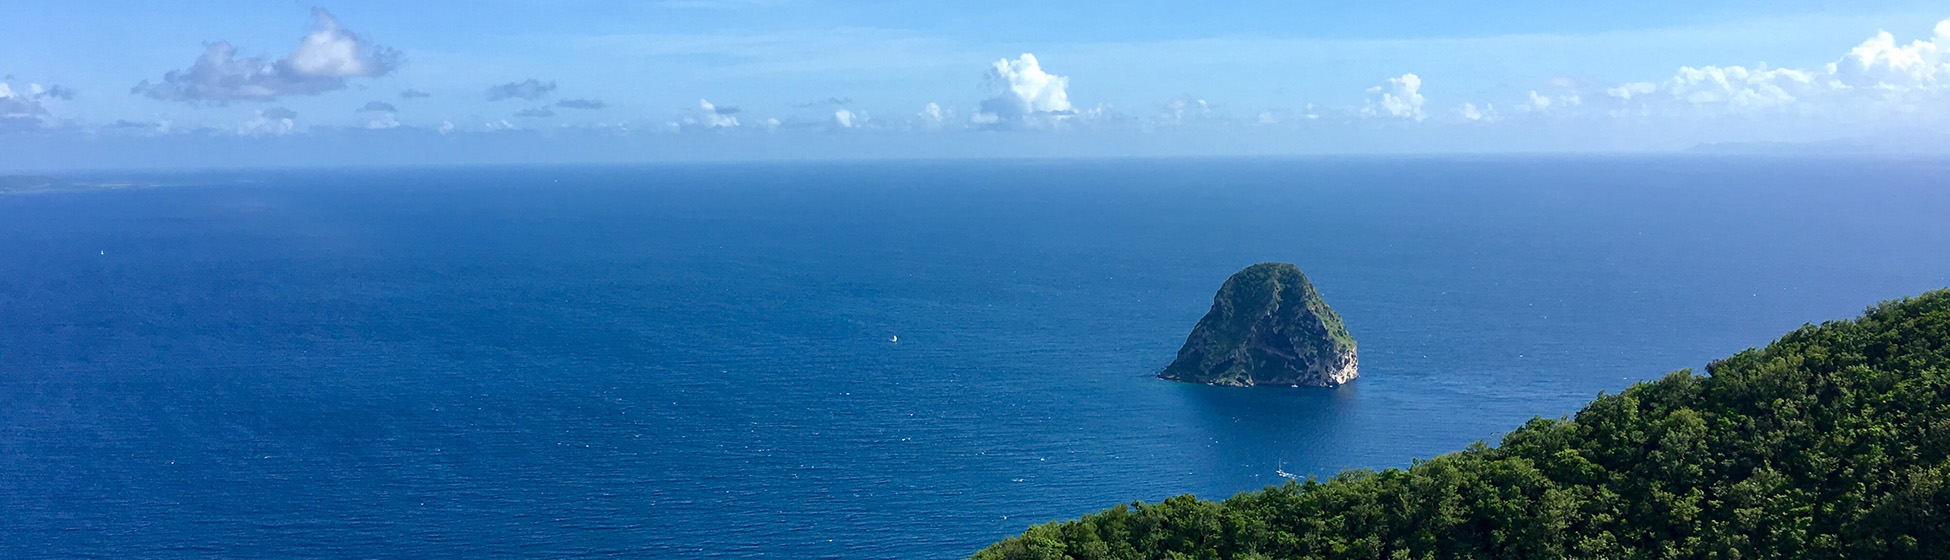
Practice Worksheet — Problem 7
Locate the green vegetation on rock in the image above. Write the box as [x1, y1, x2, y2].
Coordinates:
[982, 289, 1950, 559]
[1159, 263, 1357, 387]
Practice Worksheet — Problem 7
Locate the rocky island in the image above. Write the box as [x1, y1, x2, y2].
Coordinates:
[1158, 262, 1357, 387]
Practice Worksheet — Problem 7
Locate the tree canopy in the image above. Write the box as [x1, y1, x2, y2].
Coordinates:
[977, 289, 1950, 560]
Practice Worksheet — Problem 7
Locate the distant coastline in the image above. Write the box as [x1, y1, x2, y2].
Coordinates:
[0, 175, 156, 194]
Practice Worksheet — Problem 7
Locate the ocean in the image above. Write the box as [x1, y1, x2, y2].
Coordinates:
[3, 157, 1948, 558]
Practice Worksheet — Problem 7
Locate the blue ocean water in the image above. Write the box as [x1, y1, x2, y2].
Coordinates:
[2, 157, 1948, 559]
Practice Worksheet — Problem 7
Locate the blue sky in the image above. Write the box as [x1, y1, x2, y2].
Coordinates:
[4, 1, 1950, 169]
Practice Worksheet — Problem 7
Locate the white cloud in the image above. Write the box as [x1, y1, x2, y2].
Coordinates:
[1828, 21, 1948, 91]
[0, 84, 43, 114]
[1524, 90, 1579, 112]
[1664, 65, 1813, 109]
[365, 113, 400, 130]
[1160, 96, 1213, 124]
[684, 99, 740, 128]
[919, 102, 950, 129]
[1606, 82, 1657, 100]
[833, 109, 856, 128]
[437, 121, 455, 134]
[238, 107, 297, 136]
[1363, 74, 1425, 121]
[1459, 102, 1497, 122]
[1610, 19, 1950, 114]
[133, 9, 397, 103]
[974, 53, 1073, 126]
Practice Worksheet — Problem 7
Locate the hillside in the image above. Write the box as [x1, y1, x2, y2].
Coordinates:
[976, 289, 1950, 559]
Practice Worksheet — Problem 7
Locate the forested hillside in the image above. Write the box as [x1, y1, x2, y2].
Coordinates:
[977, 289, 1950, 560]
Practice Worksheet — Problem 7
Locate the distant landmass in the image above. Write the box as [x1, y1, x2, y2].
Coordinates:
[0, 175, 153, 194]
[1159, 263, 1356, 387]
[978, 289, 1950, 559]
[1685, 136, 1950, 155]
[0, 176, 69, 193]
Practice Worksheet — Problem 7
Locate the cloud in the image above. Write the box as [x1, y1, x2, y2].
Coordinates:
[682, 98, 740, 128]
[365, 113, 400, 130]
[1524, 90, 1580, 112]
[28, 84, 76, 101]
[1663, 65, 1813, 109]
[0, 83, 49, 131]
[1459, 102, 1497, 122]
[1608, 19, 1950, 114]
[357, 101, 397, 113]
[833, 109, 857, 128]
[0, 84, 47, 115]
[794, 96, 853, 108]
[1605, 82, 1657, 100]
[1159, 96, 1214, 125]
[919, 102, 950, 129]
[1829, 21, 1948, 91]
[1363, 74, 1425, 121]
[399, 89, 431, 99]
[555, 98, 607, 109]
[486, 79, 557, 101]
[974, 53, 1073, 126]
[515, 107, 556, 118]
[238, 107, 298, 136]
[133, 9, 397, 103]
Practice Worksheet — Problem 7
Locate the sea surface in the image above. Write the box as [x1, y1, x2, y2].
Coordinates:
[3, 157, 1948, 559]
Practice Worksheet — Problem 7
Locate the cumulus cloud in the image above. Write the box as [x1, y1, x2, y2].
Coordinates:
[1608, 19, 1950, 114]
[1829, 21, 1948, 90]
[365, 113, 400, 130]
[1363, 74, 1426, 121]
[1159, 96, 1214, 125]
[486, 79, 556, 101]
[133, 9, 397, 103]
[975, 53, 1073, 126]
[238, 107, 298, 136]
[357, 101, 397, 112]
[682, 99, 740, 128]
[1663, 65, 1813, 109]
[918, 102, 949, 129]
[555, 98, 607, 109]
[399, 89, 431, 99]
[0, 83, 50, 131]
[1459, 102, 1497, 122]
[833, 109, 858, 128]
[1605, 82, 1657, 101]
[1524, 90, 1580, 112]
[0, 84, 46, 113]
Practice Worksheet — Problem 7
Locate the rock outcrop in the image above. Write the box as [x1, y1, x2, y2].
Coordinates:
[1159, 263, 1357, 387]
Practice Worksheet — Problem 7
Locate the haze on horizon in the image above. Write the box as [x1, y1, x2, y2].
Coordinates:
[5, 0, 1950, 170]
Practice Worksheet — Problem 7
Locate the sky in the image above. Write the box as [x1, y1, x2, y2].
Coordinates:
[4, 0, 1950, 170]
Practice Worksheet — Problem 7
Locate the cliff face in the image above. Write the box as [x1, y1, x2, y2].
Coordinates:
[1158, 263, 1356, 387]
